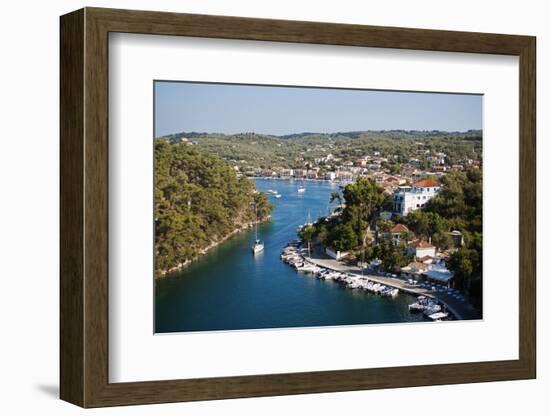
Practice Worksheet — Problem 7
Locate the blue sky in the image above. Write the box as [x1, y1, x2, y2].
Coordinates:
[154, 81, 482, 137]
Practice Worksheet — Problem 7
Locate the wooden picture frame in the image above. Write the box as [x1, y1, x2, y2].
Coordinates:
[60, 7, 536, 408]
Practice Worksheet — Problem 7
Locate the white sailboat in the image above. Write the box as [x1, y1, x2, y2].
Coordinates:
[252, 238, 264, 254]
[251, 207, 264, 254]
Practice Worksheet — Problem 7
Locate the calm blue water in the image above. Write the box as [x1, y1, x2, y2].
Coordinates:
[155, 179, 423, 333]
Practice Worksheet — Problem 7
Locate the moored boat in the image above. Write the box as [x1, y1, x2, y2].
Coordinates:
[423, 304, 442, 316]
[251, 206, 264, 255]
[252, 239, 264, 254]
[428, 312, 449, 321]
[408, 302, 425, 311]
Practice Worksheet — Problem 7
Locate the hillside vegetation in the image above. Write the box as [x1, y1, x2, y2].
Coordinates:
[154, 139, 273, 276]
[165, 130, 482, 170]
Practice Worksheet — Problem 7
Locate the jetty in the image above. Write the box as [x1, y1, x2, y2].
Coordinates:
[281, 239, 480, 321]
[302, 250, 480, 321]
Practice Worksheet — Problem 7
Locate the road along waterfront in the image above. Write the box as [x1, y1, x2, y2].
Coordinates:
[302, 250, 480, 321]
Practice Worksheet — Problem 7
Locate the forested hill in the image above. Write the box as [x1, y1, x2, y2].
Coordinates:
[154, 139, 273, 277]
[167, 130, 481, 141]
[163, 130, 482, 170]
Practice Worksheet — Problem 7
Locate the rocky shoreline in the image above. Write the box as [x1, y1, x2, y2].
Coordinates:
[157, 216, 271, 278]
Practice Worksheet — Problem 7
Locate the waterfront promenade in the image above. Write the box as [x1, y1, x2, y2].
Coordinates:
[303, 251, 481, 321]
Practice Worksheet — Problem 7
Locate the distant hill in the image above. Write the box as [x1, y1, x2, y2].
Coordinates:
[160, 130, 482, 170]
[165, 129, 482, 141]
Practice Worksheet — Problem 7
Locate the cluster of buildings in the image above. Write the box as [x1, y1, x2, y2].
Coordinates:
[325, 220, 462, 287]
[324, 176, 465, 287]
[371, 223, 464, 287]
[243, 148, 478, 198]
[243, 152, 394, 181]
[245, 162, 445, 191]
[245, 144, 480, 288]
[261, 148, 478, 288]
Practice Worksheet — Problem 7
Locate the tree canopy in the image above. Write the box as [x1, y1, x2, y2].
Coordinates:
[341, 177, 387, 242]
[163, 130, 482, 172]
[402, 170, 483, 304]
[303, 177, 386, 253]
[155, 139, 273, 276]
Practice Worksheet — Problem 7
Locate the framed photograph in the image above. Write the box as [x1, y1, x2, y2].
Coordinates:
[60, 7, 536, 407]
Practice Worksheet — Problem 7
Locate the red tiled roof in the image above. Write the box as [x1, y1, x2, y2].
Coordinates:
[390, 223, 409, 234]
[409, 240, 434, 249]
[414, 179, 440, 187]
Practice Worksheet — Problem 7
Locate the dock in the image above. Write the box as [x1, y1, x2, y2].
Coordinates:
[302, 251, 480, 321]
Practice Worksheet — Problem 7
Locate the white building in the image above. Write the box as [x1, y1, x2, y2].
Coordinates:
[392, 179, 441, 216]
[407, 240, 437, 258]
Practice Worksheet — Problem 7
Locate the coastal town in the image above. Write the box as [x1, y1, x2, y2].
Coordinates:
[279, 223, 476, 322]
[268, 141, 483, 321]
[242, 146, 479, 195]
[167, 131, 483, 322]
[173, 131, 482, 197]
[155, 82, 483, 333]
[276, 175, 479, 322]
